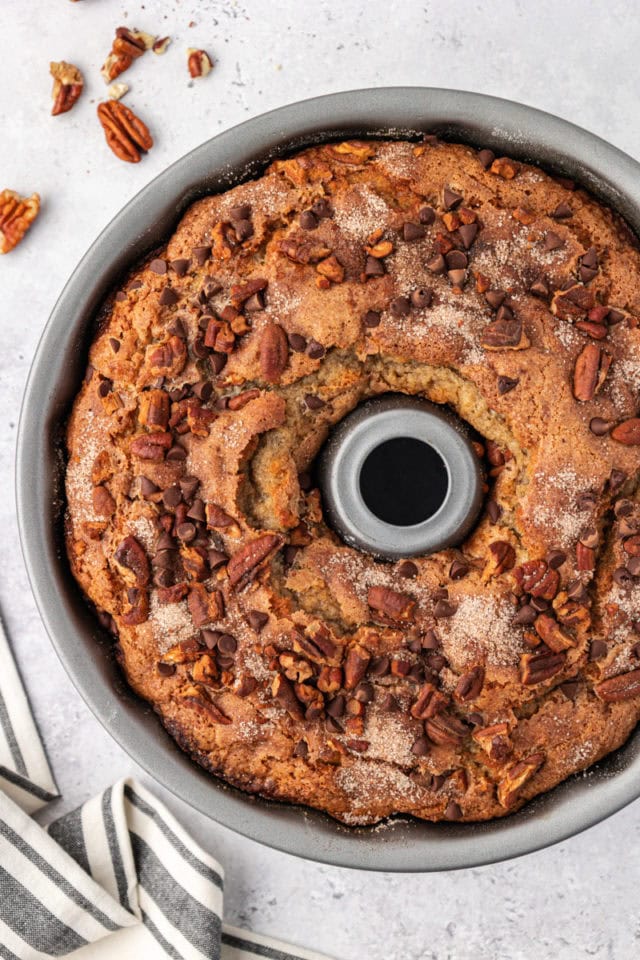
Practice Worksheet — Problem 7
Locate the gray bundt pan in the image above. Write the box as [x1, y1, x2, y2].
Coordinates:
[16, 88, 640, 871]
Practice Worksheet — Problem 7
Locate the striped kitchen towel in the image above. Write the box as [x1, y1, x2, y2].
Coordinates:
[0, 616, 332, 960]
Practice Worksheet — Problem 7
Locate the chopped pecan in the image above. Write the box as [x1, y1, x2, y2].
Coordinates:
[50, 61, 84, 115]
[317, 665, 343, 693]
[329, 141, 376, 163]
[205, 503, 235, 529]
[162, 639, 202, 664]
[472, 723, 512, 761]
[130, 431, 172, 461]
[279, 237, 331, 264]
[92, 485, 116, 517]
[181, 685, 231, 724]
[186, 400, 216, 437]
[410, 682, 447, 720]
[595, 669, 640, 702]
[191, 653, 219, 686]
[316, 254, 345, 284]
[204, 318, 235, 353]
[572, 343, 611, 401]
[180, 546, 209, 581]
[576, 541, 596, 571]
[113, 536, 150, 586]
[139, 389, 170, 431]
[91, 450, 113, 485]
[481, 317, 529, 350]
[0, 190, 40, 254]
[513, 559, 559, 599]
[157, 583, 190, 604]
[520, 648, 565, 684]
[553, 594, 590, 631]
[230, 278, 267, 308]
[483, 541, 516, 580]
[611, 418, 640, 445]
[343, 644, 371, 690]
[490, 157, 520, 179]
[272, 673, 304, 720]
[146, 336, 187, 378]
[293, 623, 338, 662]
[367, 586, 416, 622]
[187, 584, 224, 626]
[259, 323, 288, 382]
[227, 534, 282, 589]
[551, 284, 595, 321]
[534, 613, 575, 651]
[454, 666, 485, 702]
[121, 587, 149, 625]
[425, 712, 469, 747]
[227, 389, 260, 411]
[278, 653, 313, 683]
[97, 100, 153, 163]
[497, 754, 544, 808]
[188, 49, 213, 77]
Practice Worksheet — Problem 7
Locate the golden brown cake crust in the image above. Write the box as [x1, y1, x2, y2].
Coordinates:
[65, 137, 640, 824]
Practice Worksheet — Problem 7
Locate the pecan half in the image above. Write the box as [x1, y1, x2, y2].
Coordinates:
[595, 669, 640, 703]
[50, 61, 84, 115]
[293, 623, 338, 663]
[259, 323, 289, 382]
[343, 644, 371, 689]
[139, 389, 170, 431]
[513, 560, 559, 599]
[121, 587, 149, 626]
[425, 712, 469, 747]
[113, 536, 150, 587]
[576, 541, 596, 571]
[181, 685, 231, 724]
[411, 682, 448, 719]
[367, 586, 415, 622]
[146, 336, 187, 378]
[481, 317, 529, 350]
[188, 49, 213, 78]
[227, 534, 282, 589]
[0, 190, 40, 254]
[187, 584, 224, 627]
[472, 723, 512, 761]
[272, 673, 304, 720]
[97, 100, 153, 163]
[497, 754, 544, 808]
[92, 485, 116, 517]
[483, 541, 516, 580]
[130, 431, 172, 461]
[454, 666, 485, 702]
[534, 613, 575, 651]
[550, 284, 595, 321]
[611, 418, 640, 445]
[520, 649, 565, 684]
[572, 343, 611, 402]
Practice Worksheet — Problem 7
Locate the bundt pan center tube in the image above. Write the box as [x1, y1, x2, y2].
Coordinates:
[16, 88, 640, 871]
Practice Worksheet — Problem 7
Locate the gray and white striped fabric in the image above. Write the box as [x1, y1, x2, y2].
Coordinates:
[0, 618, 333, 960]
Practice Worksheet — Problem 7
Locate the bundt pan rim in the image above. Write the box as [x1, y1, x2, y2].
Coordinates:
[16, 87, 640, 872]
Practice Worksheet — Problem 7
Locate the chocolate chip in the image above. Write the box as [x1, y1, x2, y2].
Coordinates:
[192, 380, 213, 402]
[167, 444, 187, 461]
[529, 278, 550, 299]
[567, 579, 588, 601]
[403, 221, 425, 241]
[163, 485, 182, 508]
[298, 471, 312, 491]
[288, 332, 307, 352]
[379, 693, 398, 712]
[547, 549, 567, 569]
[449, 559, 469, 580]
[298, 209, 319, 231]
[307, 339, 325, 359]
[497, 375, 519, 395]
[115, 291, 127, 302]
[248, 610, 268, 632]
[218, 633, 237, 654]
[97, 378, 112, 398]
[607, 309, 625, 325]
[426, 653, 447, 673]
[109, 337, 120, 353]
[186, 499, 206, 522]
[150, 258, 167, 274]
[390, 296, 411, 317]
[176, 522, 196, 541]
[467, 712, 484, 726]
[192, 245, 211, 266]
[559, 680, 580, 700]
[353, 681, 374, 703]
[168, 318, 186, 338]
[590, 417, 613, 436]
[512, 604, 537, 625]
[478, 148, 495, 169]
[140, 477, 159, 497]
[411, 736, 430, 756]
[363, 310, 381, 328]
[589, 639, 607, 661]
[458, 223, 478, 249]
[398, 560, 418, 578]
[530, 597, 549, 613]
[444, 801, 462, 821]
[325, 716, 343, 734]
[156, 531, 177, 552]
[580, 265, 598, 283]
[304, 394, 326, 410]
[229, 203, 252, 221]
[543, 231, 564, 252]
[447, 268, 466, 287]
[580, 526, 599, 549]
[364, 255, 385, 278]
[410, 287, 432, 309]
[487, 500, 502, 523]
[433, 600, 457, 618]
[445, 250, 468, 270]
[369, 656, 390, 678]
[208, 549, 228, 570]
[311, 198, 332, 219]
[179, 476, 199, 501]
[485, 289, 506, 310]
[443, 187, 463, 211]
[170, 258, 190, 277]
[234, 219, 254, 242]
[218, 655, 234, 670]
[609, 469, 627, 494]
[551, 202, 573, 219]
[418, 205, 436, 225]
[283, 545, 300, 566]
[496, 304, 514, 323]
[427, 253, 446, 274]
[157, 661, 176, 676]
[613, 566, 633, 587]
[627, 557, 640, 577]
[159, 286, 180, 307]
[422, 628, 440, 650]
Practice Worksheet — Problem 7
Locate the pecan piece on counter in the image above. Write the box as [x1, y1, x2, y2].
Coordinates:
[188, 49, 214, 78]
[472, 722, 512, 761]
[259, 323, 289, 382]
[595, 669, 640, 703]
[497, 753, 544, 809]
[97, 100, 153, 163]
[367, 585, 416, 622]
[50, 61, 84, 115]
[101, 26, 152, 82]
[611, 418, 640, 446]
[572, 343, 611, 402]
[113, 536, 150, 587]
[0, 190, 40, 254]
[227, 534, 282, 589]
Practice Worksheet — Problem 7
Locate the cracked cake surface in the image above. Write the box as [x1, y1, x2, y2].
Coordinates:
[65, 137, 640, 824]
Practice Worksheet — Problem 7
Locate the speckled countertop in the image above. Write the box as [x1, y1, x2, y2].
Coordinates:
[3, 1, 640, 957]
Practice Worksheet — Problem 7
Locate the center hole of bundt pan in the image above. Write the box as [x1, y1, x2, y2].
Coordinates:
[318, 394, 484, 561]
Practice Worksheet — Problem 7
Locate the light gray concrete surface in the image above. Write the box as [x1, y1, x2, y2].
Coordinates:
[2, 1, 640, 957]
